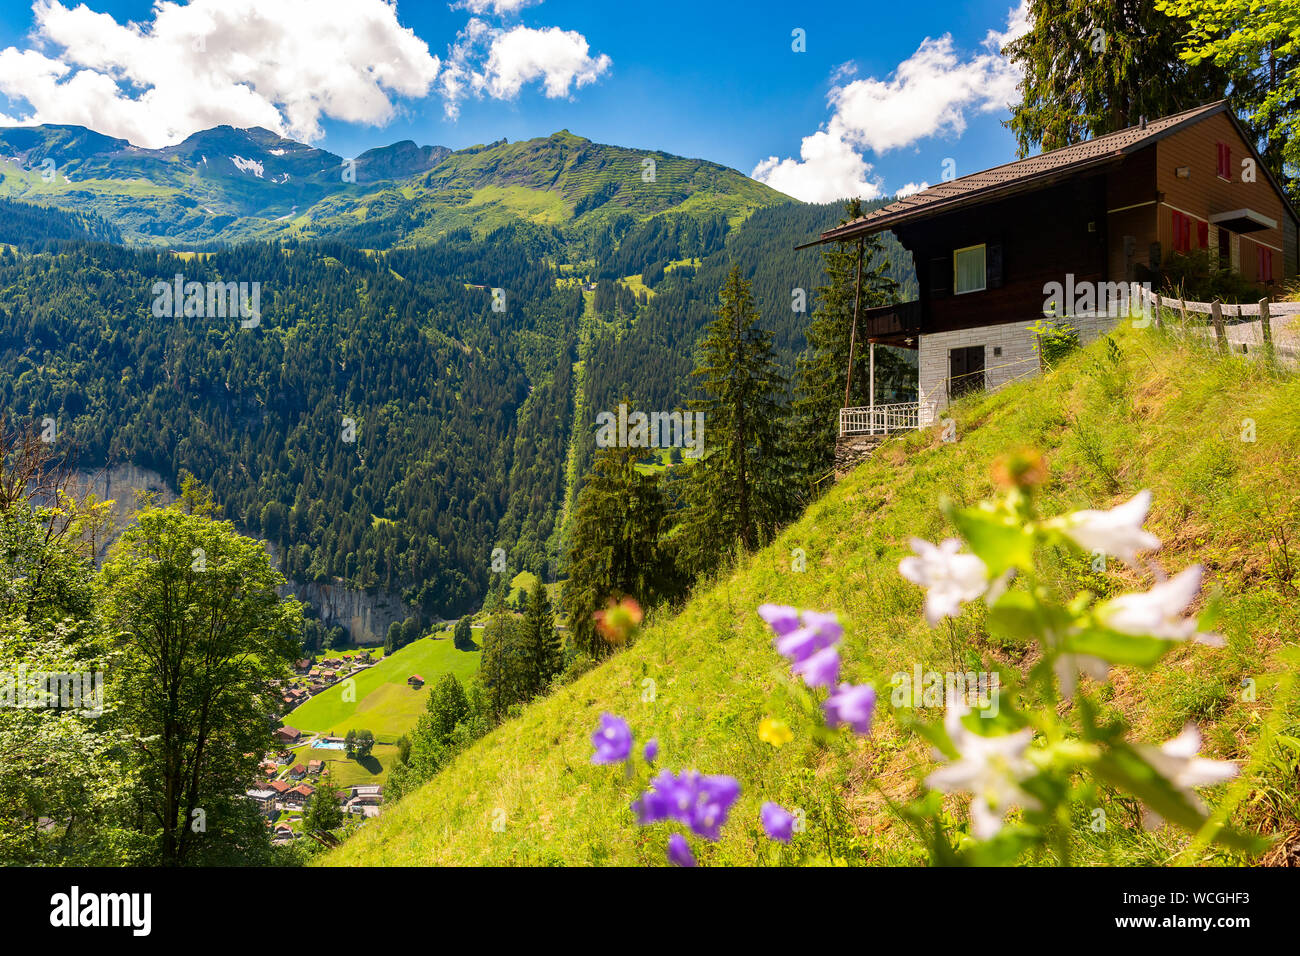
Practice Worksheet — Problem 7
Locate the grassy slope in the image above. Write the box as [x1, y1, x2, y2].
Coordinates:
[325, 324, 1300, 866]
[286, 636, 480, 740]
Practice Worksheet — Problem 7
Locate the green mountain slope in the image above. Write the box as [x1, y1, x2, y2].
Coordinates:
[323, 324, 1300, 866]
[0, 124, 787, 245]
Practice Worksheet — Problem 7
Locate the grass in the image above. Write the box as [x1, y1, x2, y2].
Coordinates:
[322, 323, 1300, 866]
[286, 635, 480, 741]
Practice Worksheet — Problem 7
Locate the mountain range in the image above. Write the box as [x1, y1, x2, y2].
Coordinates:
[0, 124, 787, 245]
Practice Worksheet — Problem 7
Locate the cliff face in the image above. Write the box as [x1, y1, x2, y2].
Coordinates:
[73, 464, 415, 645]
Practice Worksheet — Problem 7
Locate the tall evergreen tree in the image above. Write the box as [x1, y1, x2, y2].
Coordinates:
[564, 437, 670, 659]
[677, 265, 791, 576]
[303, 769, 343, 838]
[479, 611, 528, 717]
[791, 200, 912, 492]
[1005, 0, 1230, 155]
[522, 576, 562, 696]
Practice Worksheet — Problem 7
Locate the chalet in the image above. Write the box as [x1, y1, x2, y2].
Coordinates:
[307, 759, 324, 775]
[407, 674, 424, 688]
[294, 658, 312, 674]
[272, 726, 301, 745]
[288, 764, 307, 780]
[266, 780, 291, 794]
[804, 101, 1299, 425]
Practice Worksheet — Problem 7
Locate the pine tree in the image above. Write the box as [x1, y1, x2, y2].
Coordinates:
[791, 200, 911, 491]
[453, 616, 474, 650]
[677, 264, 791, 577]
[479, 611, 527, 717]
[522, 575, 562, 697]
[1005, 1, 1230, 156]
[303, 769, 343, 836]
[564, 437, 669, 659]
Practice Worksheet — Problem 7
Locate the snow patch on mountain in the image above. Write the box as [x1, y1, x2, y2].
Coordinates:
[229, 155, 265, 178]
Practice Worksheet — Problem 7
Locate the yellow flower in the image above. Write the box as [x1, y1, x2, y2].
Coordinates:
[759, 717, 793, 748]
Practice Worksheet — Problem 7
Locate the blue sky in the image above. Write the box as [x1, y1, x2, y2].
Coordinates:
[0, 0, 1031, 203]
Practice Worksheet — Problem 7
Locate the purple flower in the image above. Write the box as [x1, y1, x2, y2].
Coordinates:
[774, 625, 837, 663]
[591, 712, 633, 764]
[757, 604, 802, 636]
[824, 683, 877, 735]
[760, 802, 795, 842]
[791, 644, 841, 689]
[666, 833, 696, 867]
[800, 610, 844, 643]
[644, 739, 659, 764]
[631, 770, 742, 840]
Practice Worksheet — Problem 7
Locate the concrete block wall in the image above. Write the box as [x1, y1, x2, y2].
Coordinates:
[918, 315, 1118, 410]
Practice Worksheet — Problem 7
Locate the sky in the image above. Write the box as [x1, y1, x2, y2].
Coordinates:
[0, 0, 1033, 203]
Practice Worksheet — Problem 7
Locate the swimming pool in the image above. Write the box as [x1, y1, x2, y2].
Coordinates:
[311, 739, 346, 750]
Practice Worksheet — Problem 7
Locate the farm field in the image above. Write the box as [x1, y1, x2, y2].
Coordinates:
[286, 635, 480, 741]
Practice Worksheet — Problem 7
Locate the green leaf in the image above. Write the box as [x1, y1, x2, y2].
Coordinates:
[1092, 744, 1265, 853]
[947, 504, 1035, 577]
[1067, 627, 1173, 667]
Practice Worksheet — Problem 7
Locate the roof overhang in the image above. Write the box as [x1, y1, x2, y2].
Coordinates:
[1209, 207, 1277, 233]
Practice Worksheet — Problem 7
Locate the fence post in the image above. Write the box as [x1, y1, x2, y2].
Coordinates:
[1260, 297, 1274, 365]
[1211, 299, 1227, 354]
[1153, 292, 1163, 329]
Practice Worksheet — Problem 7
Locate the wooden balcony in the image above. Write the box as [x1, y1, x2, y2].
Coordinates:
[861, 300, 922, 345]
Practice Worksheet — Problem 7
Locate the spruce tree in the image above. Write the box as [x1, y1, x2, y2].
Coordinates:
[303, 769, 343, 836]
[522, 575, 562, 696]
[564, 437, 669, 659]
[677, 264, 791, 577]
[791, 200, 910, 491]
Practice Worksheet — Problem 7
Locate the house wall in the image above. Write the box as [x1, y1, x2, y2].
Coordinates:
[1155, 110, 1290, 285]
[917, 313, 1119, 411]
[897, 175, 1109, 336]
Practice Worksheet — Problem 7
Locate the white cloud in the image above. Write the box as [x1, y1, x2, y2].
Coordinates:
[0, 0, 612, 145]
[451, 0, 541, 14]
[896, 181, 928, 198]
[753, 1, 1029, 203]
[439, 18, 610, 118]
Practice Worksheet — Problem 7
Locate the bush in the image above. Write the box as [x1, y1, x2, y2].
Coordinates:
[1159, 250, 1262, 304]
[1029, 319, 1080, 370]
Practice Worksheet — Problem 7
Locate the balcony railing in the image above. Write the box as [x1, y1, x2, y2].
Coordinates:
[839, 402, 937, 436]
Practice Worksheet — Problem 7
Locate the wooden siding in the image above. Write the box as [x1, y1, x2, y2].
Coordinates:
[897, 176, 1108, 335]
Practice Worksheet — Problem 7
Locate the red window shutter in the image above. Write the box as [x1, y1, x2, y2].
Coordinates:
[1197, 221, 1208, 249]
[1259, 248, 1273, 283]
[1172, 212, 1191, 253]
[1217, 143, 1231, 179]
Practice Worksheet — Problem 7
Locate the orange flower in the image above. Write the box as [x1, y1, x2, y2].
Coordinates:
[594, 596, 643, 645]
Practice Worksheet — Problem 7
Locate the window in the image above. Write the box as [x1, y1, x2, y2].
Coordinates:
[953, 244, 986, 295]
[1258, 247, 1274, 284]
[1216, 142, 1232, 180]
[1172, 211, 1192, 253]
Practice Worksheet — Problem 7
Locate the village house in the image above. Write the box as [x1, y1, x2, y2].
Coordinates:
[307, 759, 324, 775]
[288, 764, 307, 781]
[272, 726, 301, 745]
[266, 779, 291, 795]
[407, 674, 424, 688]
[245, 788, 278, 819]
[804, 100, 1299, 430]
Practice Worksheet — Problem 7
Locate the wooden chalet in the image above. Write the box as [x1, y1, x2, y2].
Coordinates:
[804, 100, 1299, 431]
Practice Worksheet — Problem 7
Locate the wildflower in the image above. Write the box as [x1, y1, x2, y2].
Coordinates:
[1057, 489, 1160, 567]
[666, 833, 696, 867]
[898, 538, 989, 626]
[761, 802, 795, 843]
[590, 712, 633, 764]
[925, 703, 1040, 840]
[594, 596, 643, 645]
[757, 604, 801, 636]
[763, 607, 843, 663]
[631, 770, 741, 840]
[643, 739, 659, 764]
[824, 683, 877, 735]
[758, 716, 793, 748]
[1138, 724, 1238, 824]
[791, 644, 840, 689]
[1097, 565, 1223, 645]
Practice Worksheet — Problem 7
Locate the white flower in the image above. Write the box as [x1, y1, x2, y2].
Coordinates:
[1059, 489, 1160, 567]
[899, 538, 989, 627]
[1096, 565, 1223, 646]
[1138, 724, 1238, 824]
[925, 703, 1041, 839]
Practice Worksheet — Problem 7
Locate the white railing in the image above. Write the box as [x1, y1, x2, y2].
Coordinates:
[839, 402, 937, 436]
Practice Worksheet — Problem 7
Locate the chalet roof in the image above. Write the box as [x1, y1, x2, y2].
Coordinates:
[801, 100, 1293, 245]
